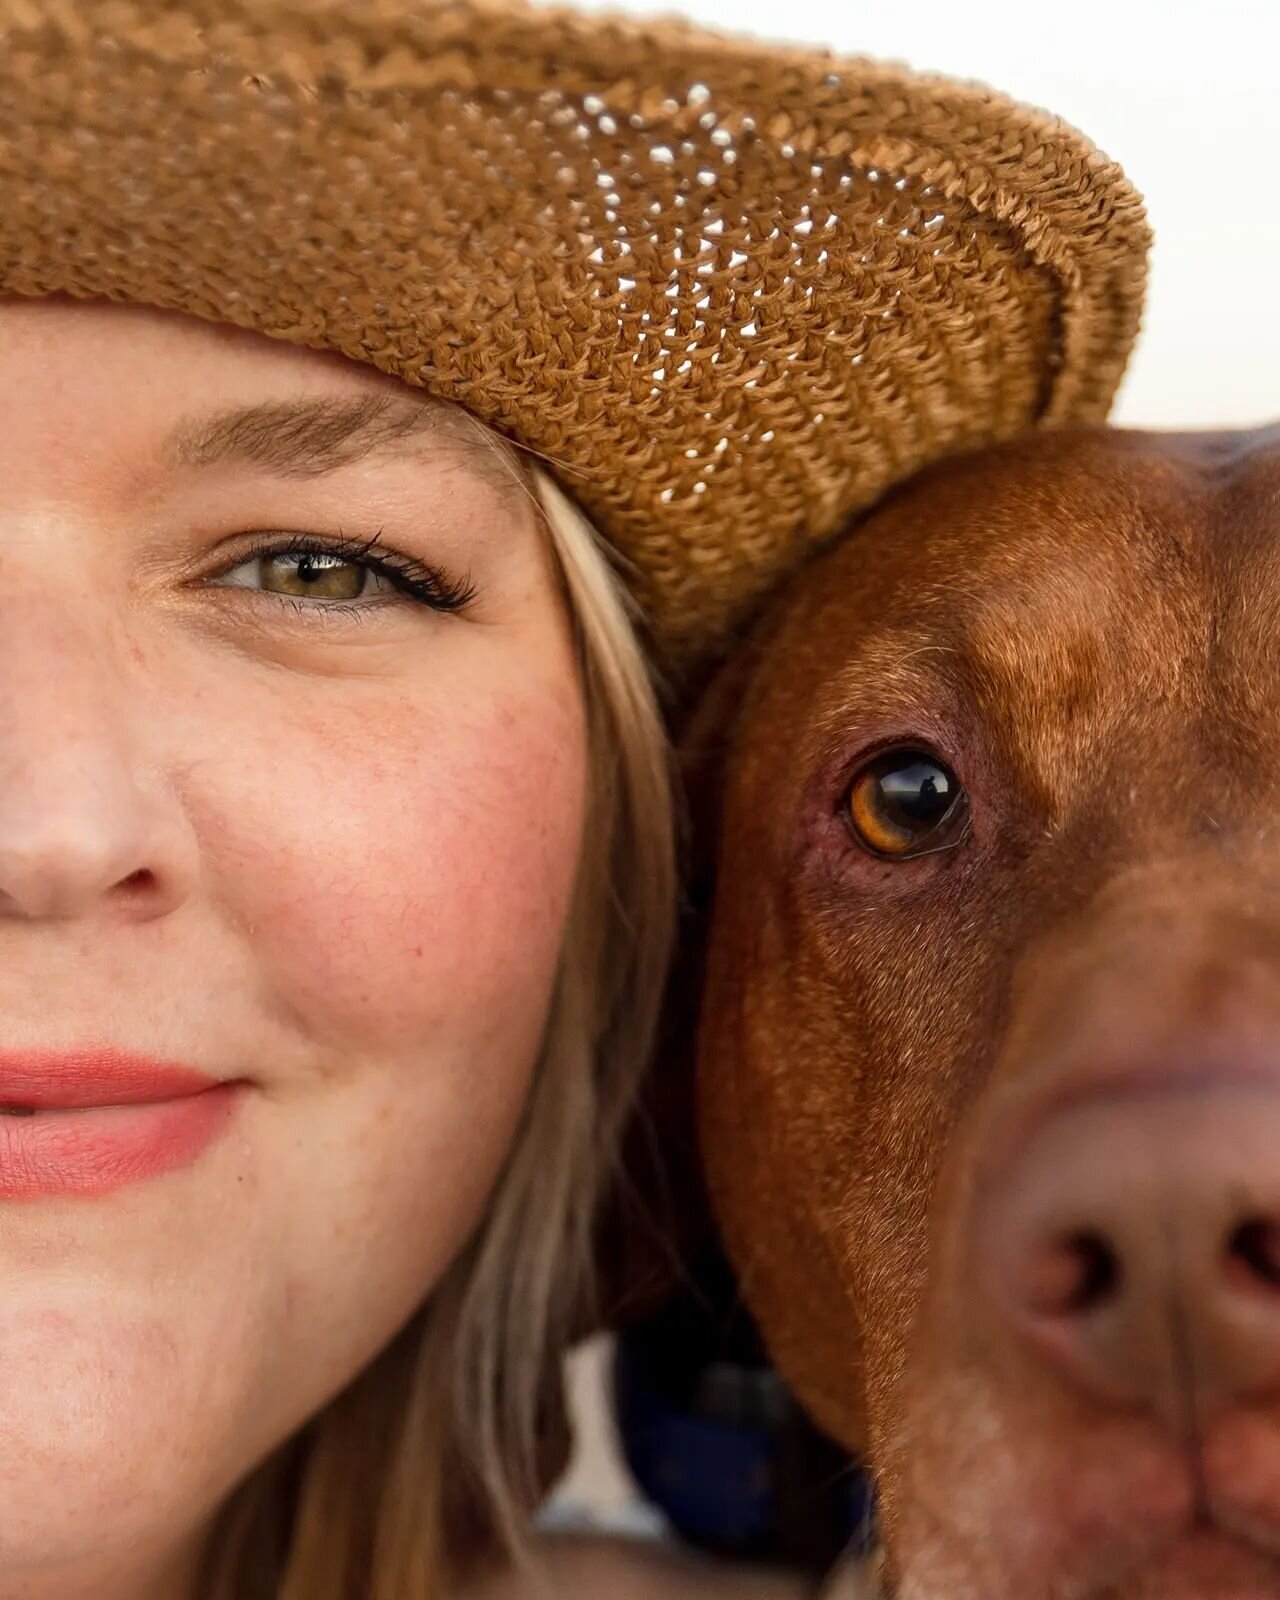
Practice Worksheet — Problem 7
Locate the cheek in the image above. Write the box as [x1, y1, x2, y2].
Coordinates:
[203, 676, 588, 1063]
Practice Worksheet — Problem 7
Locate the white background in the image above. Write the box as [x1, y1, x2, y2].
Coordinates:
[538, 0, 1278, 431]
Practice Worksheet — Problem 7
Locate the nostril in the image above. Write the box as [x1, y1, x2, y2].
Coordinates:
[1025, 1230, 1123, 1317]
[1226, 1219, 1280, 1292]
[977, 1089, 1280, 1420]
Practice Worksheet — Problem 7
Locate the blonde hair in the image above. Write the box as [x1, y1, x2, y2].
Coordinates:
[195, 431, 678, 1599]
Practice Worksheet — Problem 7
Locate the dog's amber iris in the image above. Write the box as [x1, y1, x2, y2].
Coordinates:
[847, 750, 967, 858]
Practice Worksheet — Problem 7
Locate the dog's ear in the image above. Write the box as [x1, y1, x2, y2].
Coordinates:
[588, 632, 770, 1334]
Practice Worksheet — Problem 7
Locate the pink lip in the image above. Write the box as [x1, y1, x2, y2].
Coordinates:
[0, 1046, 221, 1109]
[0, 1047, 246, 1200]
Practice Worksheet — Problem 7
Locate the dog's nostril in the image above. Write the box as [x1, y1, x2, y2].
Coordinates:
[1226, 1219, 1280, 1291]
[1026, 1231, 1122, 1317]
[981, 1092, 1280, 1421]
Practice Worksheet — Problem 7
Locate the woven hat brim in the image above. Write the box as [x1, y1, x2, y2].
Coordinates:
[0, 0, 1151, 682]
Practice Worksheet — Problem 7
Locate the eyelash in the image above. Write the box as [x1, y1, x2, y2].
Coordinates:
[208, 529, 478, 621]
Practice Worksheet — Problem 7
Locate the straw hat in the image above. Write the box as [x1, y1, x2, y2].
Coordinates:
[0, 0, 1150, 685]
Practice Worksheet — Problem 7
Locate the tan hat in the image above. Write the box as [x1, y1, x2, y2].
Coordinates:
[0, 0, 1151, 683]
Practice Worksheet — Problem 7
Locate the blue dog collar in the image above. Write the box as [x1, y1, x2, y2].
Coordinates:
[612, 1325, 876, 1570]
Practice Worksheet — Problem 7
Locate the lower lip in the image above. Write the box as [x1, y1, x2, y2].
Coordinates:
[0, 1084, 245, 1200]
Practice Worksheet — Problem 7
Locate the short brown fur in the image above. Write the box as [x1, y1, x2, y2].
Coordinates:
[693, 422, 1280, 1600]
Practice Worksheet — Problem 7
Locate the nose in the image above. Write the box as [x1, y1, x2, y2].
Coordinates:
[977, 1084, 1280, 1428]
[0, 604, 196, 921]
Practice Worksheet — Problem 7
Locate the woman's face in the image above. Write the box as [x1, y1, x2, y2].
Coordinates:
[0, 295, 587, 1599]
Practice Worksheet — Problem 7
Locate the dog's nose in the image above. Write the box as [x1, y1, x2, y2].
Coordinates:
[977, 1085, 1280, 1426]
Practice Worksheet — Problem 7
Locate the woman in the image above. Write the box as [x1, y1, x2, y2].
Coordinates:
[0, 288, 683, 1600]
[0, 283, 811, 1600]
[0, 1, 1149, 1596]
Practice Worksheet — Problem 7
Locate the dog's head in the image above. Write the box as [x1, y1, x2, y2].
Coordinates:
[693, 422, 1280, 1599]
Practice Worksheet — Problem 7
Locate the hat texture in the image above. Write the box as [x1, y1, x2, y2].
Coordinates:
[0, 0, 1151, 680]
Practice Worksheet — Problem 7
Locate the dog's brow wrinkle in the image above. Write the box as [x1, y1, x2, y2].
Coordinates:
[919, 577, 986, 607]
[886, 643, 960, 672]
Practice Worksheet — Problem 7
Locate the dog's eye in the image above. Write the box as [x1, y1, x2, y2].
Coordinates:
[845, 749, 968, 859]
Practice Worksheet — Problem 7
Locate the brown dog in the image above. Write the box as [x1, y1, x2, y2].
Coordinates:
[689, 421, 1280, 1600]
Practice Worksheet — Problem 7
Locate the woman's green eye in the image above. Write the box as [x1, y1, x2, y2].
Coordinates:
[228, 550, 378, 602]
[846, 749, 968, 859]
[205, 534, 478, 615]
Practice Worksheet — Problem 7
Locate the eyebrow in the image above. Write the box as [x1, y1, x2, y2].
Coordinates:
[164, 392, 529, 507]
